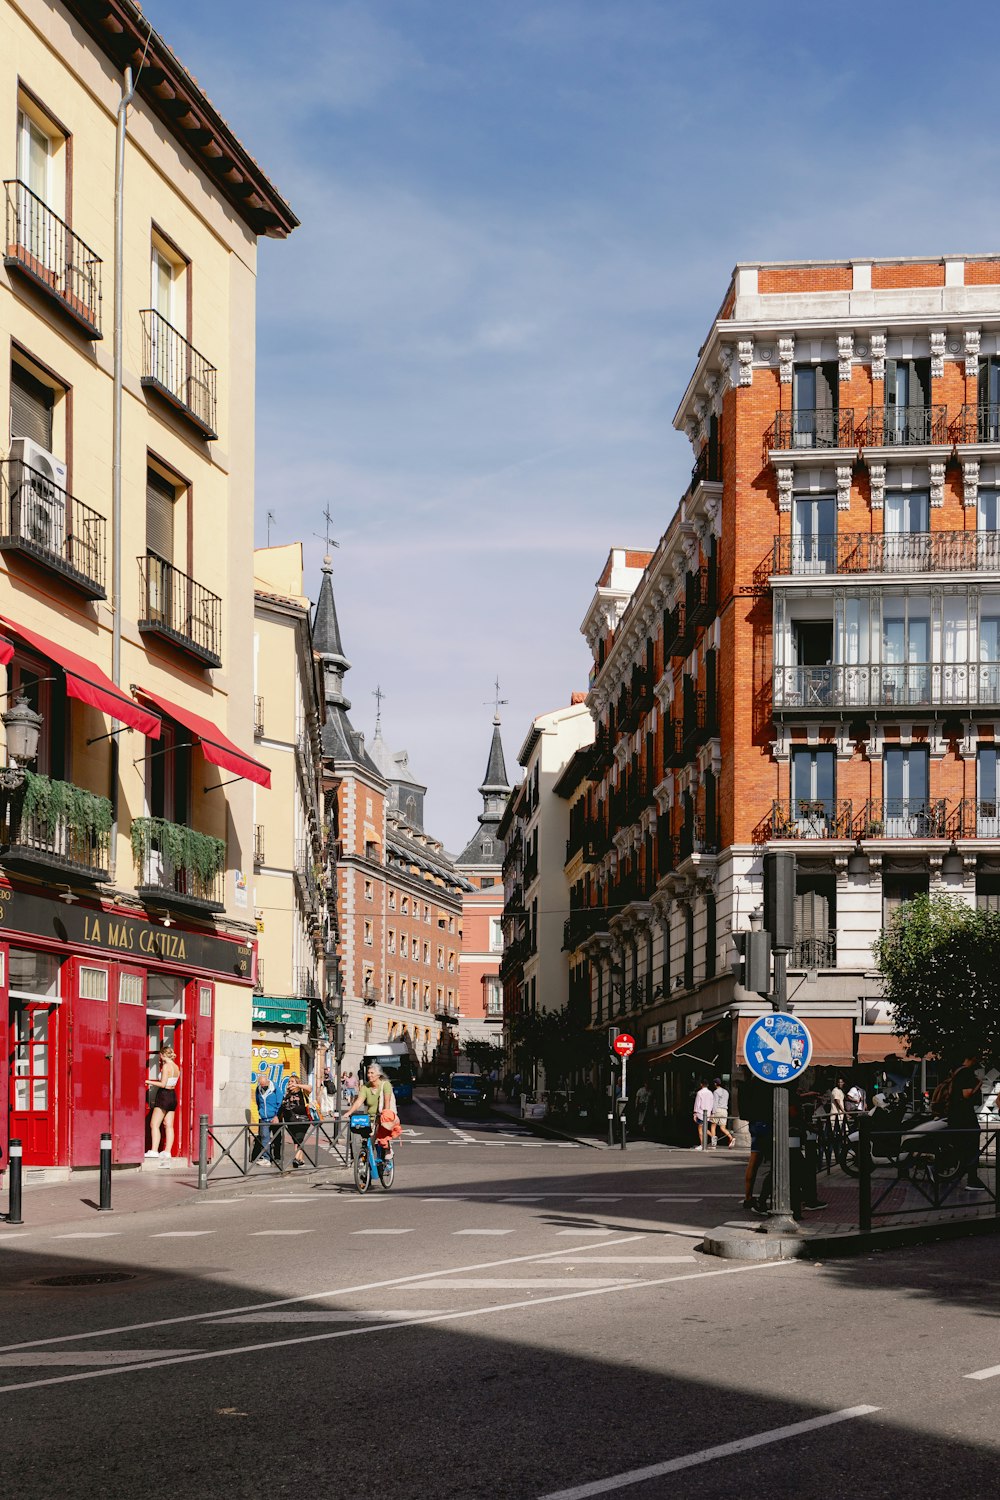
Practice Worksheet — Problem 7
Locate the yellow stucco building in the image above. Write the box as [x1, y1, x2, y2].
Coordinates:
[0, 0, 296, 1173]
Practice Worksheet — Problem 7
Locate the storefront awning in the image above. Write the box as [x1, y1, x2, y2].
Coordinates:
[0, 636, 13, 667]
[0, 615, 161, 736]
[136, 687, 271, 788]
[857, 1031, 910, 1064]
[737, 1013, 856, 1067]
[646, 1017, 725, 1068]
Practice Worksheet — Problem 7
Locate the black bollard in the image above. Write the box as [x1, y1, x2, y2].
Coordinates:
[4, 1139, 23, 1226]
[99, 1132, 112, 1212]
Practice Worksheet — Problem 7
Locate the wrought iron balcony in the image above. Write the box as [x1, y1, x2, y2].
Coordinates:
[563, 908, 608, 950]
[663, 601, 686, 657]
[790, 930, 837, 969]
[3, 180, 102, 338]
[678, 815, 717, 860]
[685, 567, 715, 630]
[765, 407, 856, 453]
[946, 799, 1000, 839]
[522, 847, 539, 885]
[950, 404, 1000, 445]
[0, 774, 111, 880]
[296, 967, 319, 1000]
[664, 718, 687, 769]
[682, 691, 710, 752]
[0, 458, 106, 599]
[774, 661, 1000, 713]
[657, 826, 678, 876]
[137, 552, 222, 668]
[853, 798, 948, 840]
[584, 821, 612, 863]
[771, 529, 1000, 578]
[691, 446, 723, 486]
[140, 309, 218, 438]
[858, 404, 948, 448]
[758, 800, 855, 843]
[132, 816, 226, 912]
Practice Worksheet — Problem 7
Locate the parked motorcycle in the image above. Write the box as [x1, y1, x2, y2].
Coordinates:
[837, 1094, 965, 1184]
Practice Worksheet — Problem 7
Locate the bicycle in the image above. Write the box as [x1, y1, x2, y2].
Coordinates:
[349, 1111, 395, 1193]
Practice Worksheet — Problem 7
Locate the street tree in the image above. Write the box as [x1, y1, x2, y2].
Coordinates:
[872, 893, 1000, 1063]
[462, 1038, 505, 1076]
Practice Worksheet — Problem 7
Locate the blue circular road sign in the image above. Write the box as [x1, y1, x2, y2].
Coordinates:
[743, 1012, 813, 1083]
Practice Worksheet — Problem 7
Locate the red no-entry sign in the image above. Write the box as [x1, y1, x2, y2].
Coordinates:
[612, 1033, 635, 1058]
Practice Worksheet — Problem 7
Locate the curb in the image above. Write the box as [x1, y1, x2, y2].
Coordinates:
[701, 1211, 1000, 1261]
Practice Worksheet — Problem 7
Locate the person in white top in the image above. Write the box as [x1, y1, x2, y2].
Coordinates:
[693, 1082, 715, 1150]
[829, 1078, 846, 1119]
[708, 1078, 736, 1148]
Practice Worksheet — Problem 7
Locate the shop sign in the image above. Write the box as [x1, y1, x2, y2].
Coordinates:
[252, 997, 309, 1028]
[661, 1020, 678, 1044]
[0, 885, 253, 981]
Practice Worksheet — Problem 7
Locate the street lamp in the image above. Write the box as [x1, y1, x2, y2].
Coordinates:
[0, 692, 42, 792]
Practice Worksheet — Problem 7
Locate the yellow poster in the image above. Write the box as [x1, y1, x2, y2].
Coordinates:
[250, 1038, 301, 1122]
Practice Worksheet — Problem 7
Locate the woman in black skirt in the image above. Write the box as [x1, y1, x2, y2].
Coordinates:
[146, 1045, 181, 1158]
[278, 1073, 314, 1169]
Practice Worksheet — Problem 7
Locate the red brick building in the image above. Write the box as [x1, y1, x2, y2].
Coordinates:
[580, 255, 1000, 1131]
[456, 714, 510, 1047]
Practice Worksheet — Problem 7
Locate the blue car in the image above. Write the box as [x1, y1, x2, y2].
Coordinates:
[444, 1073, 489, 1117]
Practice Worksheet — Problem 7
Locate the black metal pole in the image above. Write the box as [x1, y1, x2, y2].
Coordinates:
[4, 1139, 23, 1225]
[859, 1113, 872, 1234]
[763, 948, 797, 1235]
[99, 1132, 112, 1211]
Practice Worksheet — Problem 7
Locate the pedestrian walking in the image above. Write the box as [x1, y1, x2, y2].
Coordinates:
[693, 1080, 715, 1150]
[254, 1066, 286, 1165]
[946, 1052, 988, 1191]
[343, 1070, 358, 1104]
[708, 1077, 735, 1148]
[145, 1045, 181, 1159]
[634, 1081, 652, 1137]
[278, 1073, 314, 1169]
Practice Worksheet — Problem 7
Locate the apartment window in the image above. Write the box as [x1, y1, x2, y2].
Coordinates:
[437, 916, 446, 929]
[146, 464, 179, 565]
[485, 979, 502, 1017]
[387, 975, 395, 1003]
[792, 495, 836, 574]
[792, 361, 838, 447]
[399, 935, 407, 959]
[882, 597, 930, 703]
[364, 879, 373, 901]
[388, 890, 396, 911]
[883, 874, 929, 928]
[977, 874, 1000, 912]
[17, 97, 65, 212]
[448, 917, 455, 934]
[489, 918, 503, 952]
[363, 967, 374, 998]
[885, 357, 930, 435]
[363, 920, 373, 947]
[883, 746, 931, 836]
[387, 929, 395, 955]
[423, 985, 430, 1011]
[401, 896, 409, 915]
[481, 876, 495, 889]
[148, 718, 190, 825]
[421, 942, 428, 965]
[884, 490, 929, 536]
[9, 358, 56, 451]
[7, 646, 65, 777]
[424, 904, 431, 923]
[790, 748, 835, 816]
[447, 953, 455, 973]
[437, 948, 444, 970]
[400, 979, 407, 1005]
[436, 987, 443, 1008]
[151, 236, 187, 333]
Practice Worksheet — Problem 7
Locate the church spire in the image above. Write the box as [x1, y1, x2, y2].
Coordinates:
[313, 554, 351, 709]
[478, 711, 510, 824]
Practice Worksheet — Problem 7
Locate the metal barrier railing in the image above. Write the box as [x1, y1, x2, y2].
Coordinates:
[197, 1114, 347, 1188]
[858, 1117, 999, 1231]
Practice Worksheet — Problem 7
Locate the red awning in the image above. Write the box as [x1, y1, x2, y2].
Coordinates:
[136, 687, 271, 789]
[856, 1031, 912, 1064]
[0, 616, 160, 736]
[0, 636, 13, 667]
[737, 1013, 856, 1068]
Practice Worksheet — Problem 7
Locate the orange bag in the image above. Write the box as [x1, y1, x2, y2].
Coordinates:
[378, 1108, 404, 1140]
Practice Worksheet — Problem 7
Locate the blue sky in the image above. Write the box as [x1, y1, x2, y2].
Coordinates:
[144, 0, 1000, 850]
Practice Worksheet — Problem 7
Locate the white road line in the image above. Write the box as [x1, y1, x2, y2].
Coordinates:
[453, 1229, 514, 1237]
[53, 1233, 121, 1240]
[556, 1229, 623, 1237]
[351, 1229, 415, 1236]
[537, 1406, 881, 1499]
[548, 1256, 695, 1265]
[392, 1278, 628, 1290]
[502, 1196, 542, 1201]
[150, 1232, 216, 1239]
[212, 1311, 449, 1324]
[966, 1363, 1000, 1380]
[575, 1196, 622, 1202]
[0, 1236, 647, 1353]
[0, 1350, 195, 1368]
[0, 1259, 795, 1395]
[412, 1095, 476, 1143]
[249, 1230, 313, 1237]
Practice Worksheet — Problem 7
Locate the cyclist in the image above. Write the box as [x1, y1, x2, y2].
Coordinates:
[353, 1061, 397, 1160]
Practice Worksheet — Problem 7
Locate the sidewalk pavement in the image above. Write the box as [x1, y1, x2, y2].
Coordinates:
[490, 1099, 712, 1152]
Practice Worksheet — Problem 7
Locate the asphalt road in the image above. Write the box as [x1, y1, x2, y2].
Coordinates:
[2, 1091, 999, 1499]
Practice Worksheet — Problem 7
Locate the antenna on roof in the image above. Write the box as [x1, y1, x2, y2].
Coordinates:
[266, 509, 276, 545]
[373, 684, 385, 734]
[483, 675, 508, 722]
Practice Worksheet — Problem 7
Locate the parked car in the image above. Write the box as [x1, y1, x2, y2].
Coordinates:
[444, 1073, 489, 1117]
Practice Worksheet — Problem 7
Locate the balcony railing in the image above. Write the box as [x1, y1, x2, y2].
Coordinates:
[137, 552, 222, 668]
[295, 838, 319, 907]
[858, 405, 948, 448]
[951, 403, 1000, 446]
[946, 799, 1000, 838]
[664, 718, 687, 769]
[663, 602, 686, 657]
[0, 775, 111, 880]
[678, 815, 717, 860]
[132, 816, 226, 912]
[522, 848, 539, 885]
[682, 692, 709, 752]
[790, 931, 837, 969]
[0, 458, 106, 599]
[296, 967, 319, 1000]
[686, 568, 715, 630]
[853, 798, 948, 840]
[765, 407, 856, 452]
[761, 800, 855, 842]
[771, 529, 1000, 578]
[4, 179, 102, 338]
[140, 309, 217, 438]
[774, 662, 1000, 712]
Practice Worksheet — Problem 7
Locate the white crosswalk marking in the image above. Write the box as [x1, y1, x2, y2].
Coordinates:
[452, 1229, 514, 1236]
[556, 1229, 623, 1237]
[0, 1350, 194, 1367]
[54, 1233, 121, 1240]
[249, 1230, 313, 1237]
[151, 1232, 216, 1239]
[390, 1277, 627, 1290]
[351, 1229, 415, 1236]
[210, 1310, 450, 1324]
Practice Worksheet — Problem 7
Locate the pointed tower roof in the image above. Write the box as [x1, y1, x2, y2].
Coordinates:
[456, 712, 511, 868]
[313, 554, 379, 775]
[313, 555, 348, 667]
[481, 713, 509, 796]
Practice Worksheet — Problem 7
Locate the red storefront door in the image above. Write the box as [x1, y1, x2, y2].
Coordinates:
[113, 968, 147, 1163]
[10, 1001, 59, 1165]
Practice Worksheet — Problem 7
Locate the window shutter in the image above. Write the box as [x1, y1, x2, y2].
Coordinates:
[145, 468, 175, 562]
[10, 363, 54, 450]
[815, 362, 836, 413]
[910, 358, 927, 410]
[885, 358, 898, 409]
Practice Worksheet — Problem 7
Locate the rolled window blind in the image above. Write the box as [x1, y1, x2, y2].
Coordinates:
[10, 363, 54, 450]
[145, 467, 175, 562]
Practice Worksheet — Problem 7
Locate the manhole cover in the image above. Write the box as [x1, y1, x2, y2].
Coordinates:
[33, 1272, 136, 1288]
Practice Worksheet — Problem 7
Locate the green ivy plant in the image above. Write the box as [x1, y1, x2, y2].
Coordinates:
[131, 815, 226, 887]
[21, 770, 113, 839]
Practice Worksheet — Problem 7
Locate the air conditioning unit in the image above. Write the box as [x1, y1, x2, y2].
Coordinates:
[8, 437, 67, 555]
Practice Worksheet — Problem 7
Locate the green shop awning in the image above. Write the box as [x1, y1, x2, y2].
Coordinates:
[253, 998, 309, 1028]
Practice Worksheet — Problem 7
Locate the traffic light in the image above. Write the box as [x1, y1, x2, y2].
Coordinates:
[763, 850, 796, 950]
[733, 929, 772, 998]
[607, 1025, 620, 1054]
